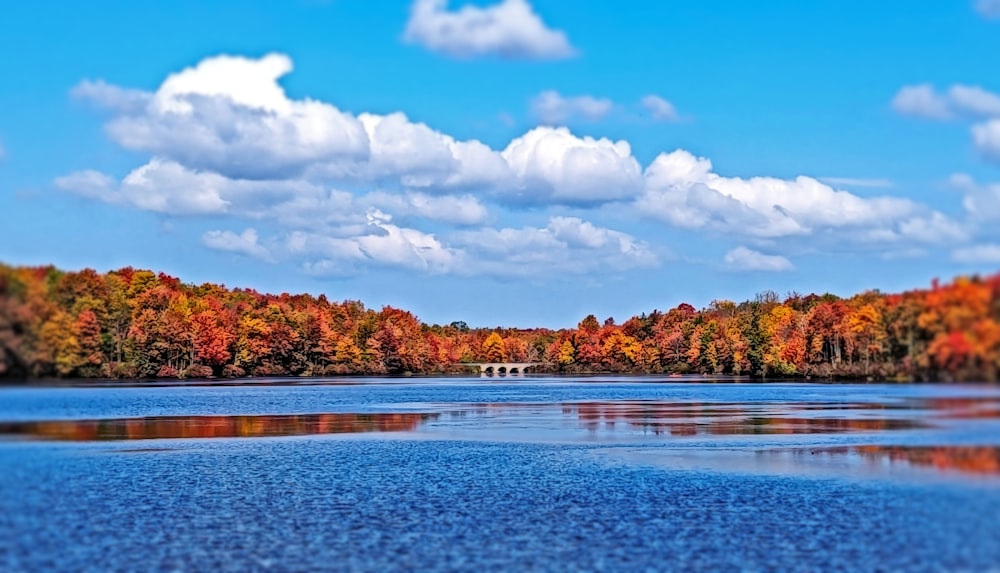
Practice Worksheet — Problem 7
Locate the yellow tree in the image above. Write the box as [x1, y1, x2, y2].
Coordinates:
[482, 332, 506, 362]
[557, 340, 575, 367]
[847, 303, 886, 375]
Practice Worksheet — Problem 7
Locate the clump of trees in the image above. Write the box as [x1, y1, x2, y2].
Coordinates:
[1, 263, 998, 381]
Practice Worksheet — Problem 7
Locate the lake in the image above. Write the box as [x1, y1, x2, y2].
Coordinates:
[2, 377, 999, 572]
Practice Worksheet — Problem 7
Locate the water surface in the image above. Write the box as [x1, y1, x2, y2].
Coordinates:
[2, 378, 999, 571]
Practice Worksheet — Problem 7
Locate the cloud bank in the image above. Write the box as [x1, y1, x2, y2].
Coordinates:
[58, 53, 969, 279]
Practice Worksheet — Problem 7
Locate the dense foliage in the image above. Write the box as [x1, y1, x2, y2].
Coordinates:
[1, 263, 998, 381]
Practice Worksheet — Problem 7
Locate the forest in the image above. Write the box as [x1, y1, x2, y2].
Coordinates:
[0, 263, 998, 382]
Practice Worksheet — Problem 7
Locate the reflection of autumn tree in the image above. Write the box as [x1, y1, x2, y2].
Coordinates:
[0, 412, 437, 441]
[853, 445, 1000, 476]
[1, 262, 999, 381]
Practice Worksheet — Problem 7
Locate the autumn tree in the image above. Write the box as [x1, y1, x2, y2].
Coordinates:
[482, 332, 507, 362]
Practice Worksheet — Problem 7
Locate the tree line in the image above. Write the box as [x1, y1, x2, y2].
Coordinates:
[1, 263, 998, 381]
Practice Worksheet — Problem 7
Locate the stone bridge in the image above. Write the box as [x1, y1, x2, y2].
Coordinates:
[466, 362, 543, 376]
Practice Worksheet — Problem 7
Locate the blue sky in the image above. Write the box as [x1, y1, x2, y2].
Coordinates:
[1, 0, 999, 327]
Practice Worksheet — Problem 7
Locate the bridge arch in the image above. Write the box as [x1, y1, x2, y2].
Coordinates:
[469, 362, 542, 377]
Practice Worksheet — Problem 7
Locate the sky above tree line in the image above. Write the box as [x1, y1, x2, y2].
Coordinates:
[1, 0, 999, 327]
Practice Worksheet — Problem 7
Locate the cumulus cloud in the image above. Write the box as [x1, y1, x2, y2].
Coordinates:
[949, 173, 1000, 221]
[500, 127, 642, 204]
[202, 228, 274, 261]
[69, 54, 648, 207]
[71, 79, 150, 113]
[286, 215, 654, 278]
[949, 85, 1000, 117]
[403, 0, 575, 59]
[352, 111, 512, 189]
[892, 84, 1000, 164]
[531, 91, 613, 124]
[74, 54, 369, 181]
[892, 84, 1000, 119]
[56, 159, 310, 216]
[976, 0, 1000, 18]
[952, 244, 1000, 263]
[724, 247, 793, 272]
[640, 95, 679, 122]
[55, 170, 118, 201]
[972, 119, 1000, 163]
[891, 85, 953, 120]
[290, 210, 458, 275]
[637, 149, 963, 244]
[531, 92, 684, 125]
[817, 177, 893, 188]
[452, 216, 656, 276]
[56, 158, 490, 230]
[364, 191, 488, 225]
[60, 52, 974, 277]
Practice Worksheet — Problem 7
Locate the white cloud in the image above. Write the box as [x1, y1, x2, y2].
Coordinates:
[403, 0, 575, 60]
[56, 158, 490, 229]
[972, 119, 1000, 163]
[287, 210, 458, 275]
[73, 53, 370, 181]
[500, 127, 642, 204]
[60, 52, 977, 277]
[71, 79, 150, 113]
[949, 173, 1000, 221]
[724, 247, 793, 272]
[976, 0, 1000, 18]
[202, 228, 273, 261]
[891, 85, 953, 120]
[290, 215, 655, 278]
[56, 159, 310, 216]
[640, 95, 679, 122]
[352, 111, 512, 189]
[817, 177, 893, 188]
[54, 170, 118, 201]
[952, 244, 1000, 263]
[893, 83, 1000, 165]
[453, 216, 656, 276]
[637, 149, 961, 244]
[892, 84, 1000, 120]
[949, 85, 1000, 117]
[364, 191, 488, 225]
[72, 54, 649, 207]
[531, 91, 613, 124]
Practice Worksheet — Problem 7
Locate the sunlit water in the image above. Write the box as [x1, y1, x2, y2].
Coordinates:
[2, 377, 999, 571]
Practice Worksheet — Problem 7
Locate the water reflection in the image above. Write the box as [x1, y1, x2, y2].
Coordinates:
[0, 412, 437, 441]
[838, 445, 1000, 476]
[2, 395, 999, 445]
[567, 401, 927, 435]
[435, 400, 932, 437]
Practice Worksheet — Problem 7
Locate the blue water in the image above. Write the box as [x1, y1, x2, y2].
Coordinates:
[2, 378, 999, 571]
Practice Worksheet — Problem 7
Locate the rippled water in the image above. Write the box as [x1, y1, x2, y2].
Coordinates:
[2, 377, 999, 571]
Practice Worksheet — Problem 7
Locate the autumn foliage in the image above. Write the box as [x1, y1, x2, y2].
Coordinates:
[1, 263, 998, 381]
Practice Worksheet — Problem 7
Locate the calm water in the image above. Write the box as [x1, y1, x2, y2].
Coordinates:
[2, 377, 1000, 572]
